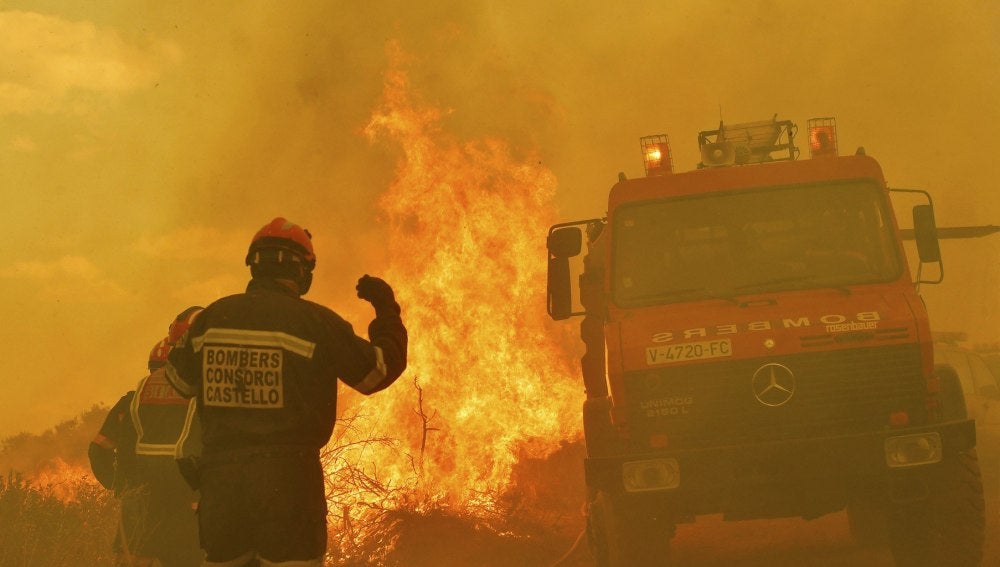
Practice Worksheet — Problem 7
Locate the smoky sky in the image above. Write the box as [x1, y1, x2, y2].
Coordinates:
[1, 0, 998, 436]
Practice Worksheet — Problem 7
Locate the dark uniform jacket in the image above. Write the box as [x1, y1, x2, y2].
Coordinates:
[89, 373, 202, 565]
[89, 371, 200, 496]
[132, 367, 201, 458]
[89, 392, 138, 492]
[165, 277, 407, 454]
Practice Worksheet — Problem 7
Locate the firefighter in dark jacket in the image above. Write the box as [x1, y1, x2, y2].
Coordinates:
[88, 306, 204, 567]
[165, 217, 408, 567]
[89, 390, 137, 495]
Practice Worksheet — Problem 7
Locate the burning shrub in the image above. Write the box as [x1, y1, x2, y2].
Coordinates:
[316, 44, 586, 565]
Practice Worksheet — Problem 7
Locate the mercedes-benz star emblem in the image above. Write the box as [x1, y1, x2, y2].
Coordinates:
[752, 363, 796, 407]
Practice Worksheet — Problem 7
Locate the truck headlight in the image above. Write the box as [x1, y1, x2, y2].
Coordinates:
[622, 458, 680, 492]
[884, 433, 942, 468]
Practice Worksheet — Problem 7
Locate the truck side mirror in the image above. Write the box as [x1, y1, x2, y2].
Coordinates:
[548, 257, 572, 320]
[548, 227, 582, 259]
[547, 226, 583, 320]
[913, 205, 942, 263]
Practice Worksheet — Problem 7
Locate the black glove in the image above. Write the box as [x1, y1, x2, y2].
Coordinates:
[356, 275, 399, 315]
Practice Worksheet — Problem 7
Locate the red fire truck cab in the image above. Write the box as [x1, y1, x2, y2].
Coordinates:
[547, 117, 985, 567]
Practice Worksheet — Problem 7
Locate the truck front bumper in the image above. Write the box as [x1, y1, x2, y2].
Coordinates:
[584, 419, 977, 518]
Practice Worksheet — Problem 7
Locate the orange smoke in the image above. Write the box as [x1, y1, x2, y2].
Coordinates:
[330, 42, 582, 513]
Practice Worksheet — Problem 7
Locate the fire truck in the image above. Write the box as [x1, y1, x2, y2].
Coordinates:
[547, 117, 986, 566]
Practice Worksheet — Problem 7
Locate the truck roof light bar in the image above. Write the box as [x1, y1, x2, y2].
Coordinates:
[640, 134, 672, 176]
[697, 115, 798, 167]
[807, 117, 838, 158]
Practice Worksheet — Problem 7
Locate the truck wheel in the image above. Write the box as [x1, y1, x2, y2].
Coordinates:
[886, 450, 985, 567]
[587, 491, 673, 567]
[934, 364, 969, 421]
[845, 498, 888, 547]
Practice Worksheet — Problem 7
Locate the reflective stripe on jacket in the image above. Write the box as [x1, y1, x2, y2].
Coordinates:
[166, 277, 407, 453]
[130, 367, 200, 458]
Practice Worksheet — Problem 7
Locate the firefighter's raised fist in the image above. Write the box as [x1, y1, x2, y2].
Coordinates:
[356, 275, 396, 308]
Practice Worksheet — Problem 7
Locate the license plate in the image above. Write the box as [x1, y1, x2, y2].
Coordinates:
[646, 339, 732, 365]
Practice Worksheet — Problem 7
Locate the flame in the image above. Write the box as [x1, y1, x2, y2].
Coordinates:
[327, 41, 582, 519]
[28, 458, 96, 503]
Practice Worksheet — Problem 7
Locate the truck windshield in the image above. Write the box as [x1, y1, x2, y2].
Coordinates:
[612, 180, 903, 306]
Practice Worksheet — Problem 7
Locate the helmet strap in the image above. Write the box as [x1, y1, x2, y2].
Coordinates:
[299, 270, 313, 295]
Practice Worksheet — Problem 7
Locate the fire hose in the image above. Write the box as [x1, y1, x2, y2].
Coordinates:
[548, 501, 588, 567]
[548, 527, 586, 567]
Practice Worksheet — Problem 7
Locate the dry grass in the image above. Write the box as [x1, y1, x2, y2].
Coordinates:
[0, 471, 118, 567]
[1, 402, 587, 567]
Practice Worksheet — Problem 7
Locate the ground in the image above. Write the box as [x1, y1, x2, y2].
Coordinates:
[382, 424, 999, 567]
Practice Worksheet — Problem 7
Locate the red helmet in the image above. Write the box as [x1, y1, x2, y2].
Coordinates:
[168, 306, 204, 346]
[245, 217, 316, 268]
[148, 307, 203, 372]
[148, 337, 170, 371]
[245, 217, 316, 294]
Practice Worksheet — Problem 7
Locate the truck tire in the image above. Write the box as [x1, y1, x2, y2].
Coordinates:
[934, 364, 968, 422]
[846, 498, 888, 547]
[886, 450, 985, 567]
[583, 397, 618, 458]
[587, 491, 673, 567]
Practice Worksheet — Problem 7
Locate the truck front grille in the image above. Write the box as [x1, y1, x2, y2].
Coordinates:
[625, 344, 925, 450]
